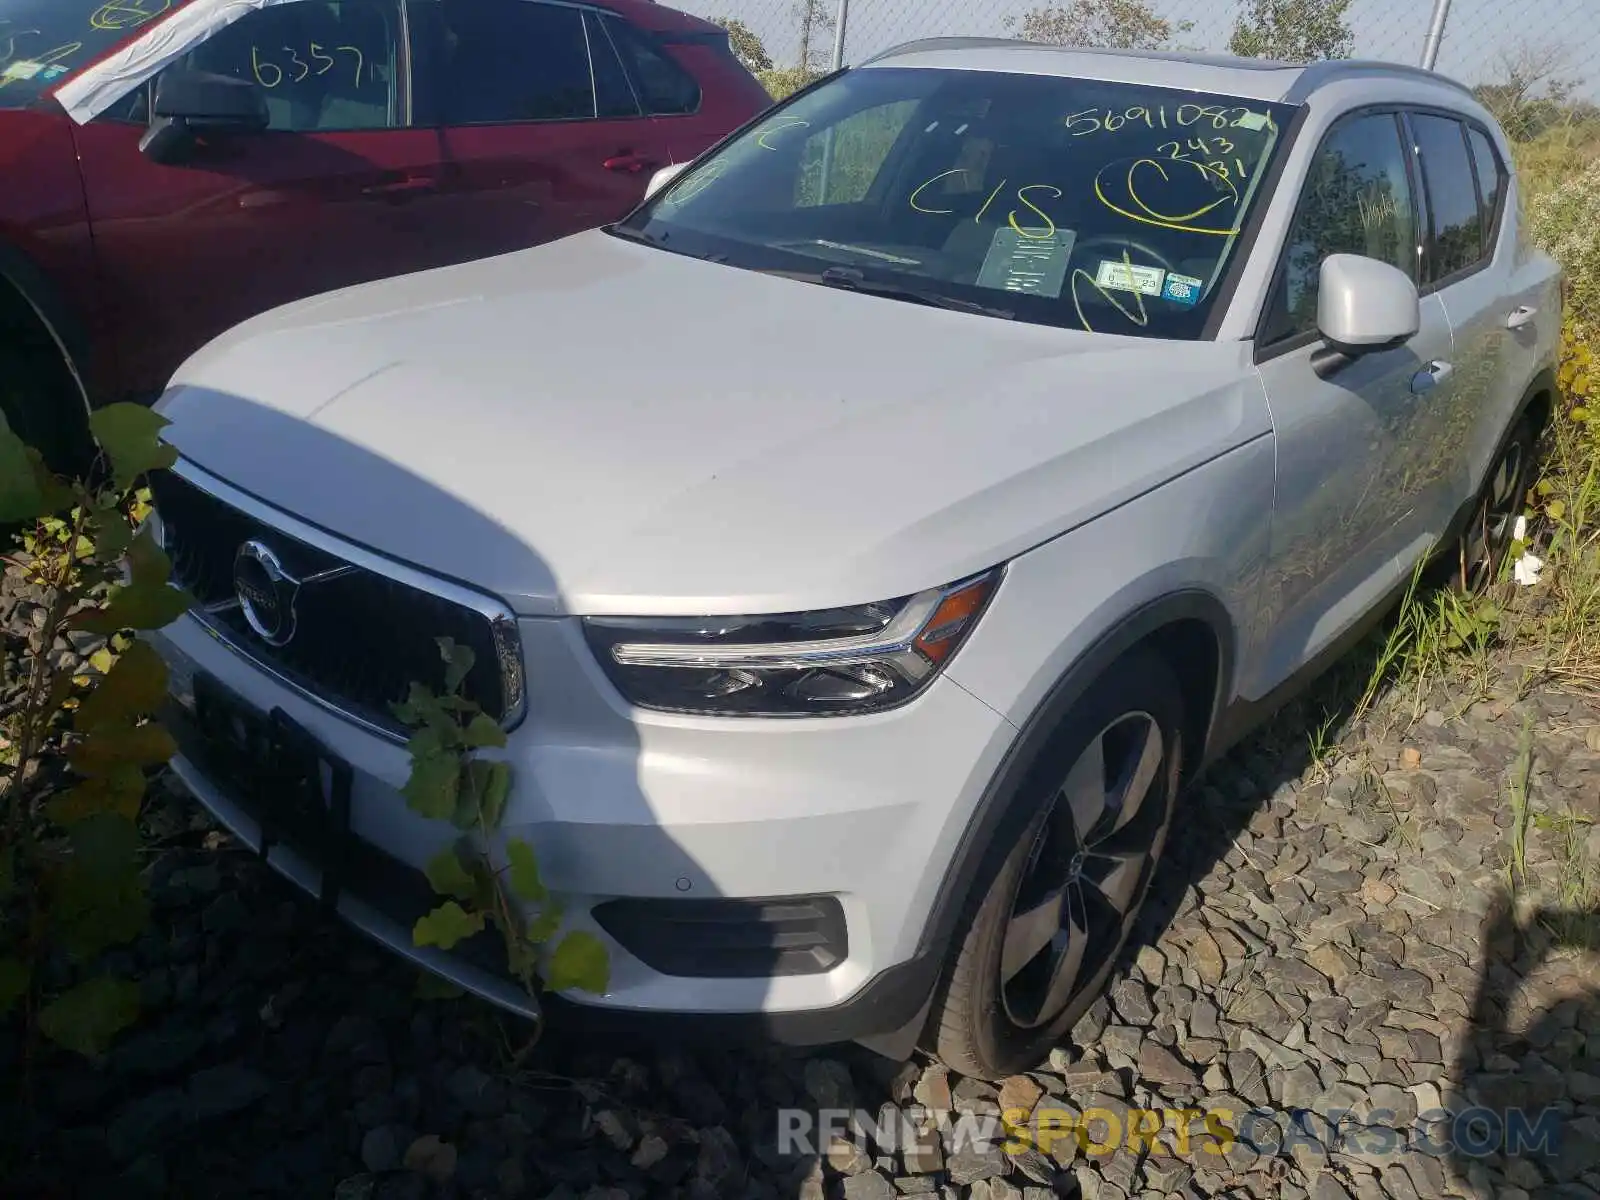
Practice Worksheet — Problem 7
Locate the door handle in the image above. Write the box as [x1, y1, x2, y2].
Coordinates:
[362, 175, 438, 198]
[1410, 360, 1454, 394]
[603, 152, 657, 174]
[1506, 305, 1539, 330]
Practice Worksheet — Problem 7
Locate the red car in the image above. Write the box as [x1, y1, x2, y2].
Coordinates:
[0, 0, 769, 468]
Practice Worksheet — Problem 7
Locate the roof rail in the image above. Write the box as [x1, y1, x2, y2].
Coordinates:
[1283, 58, 1476, 103]
[859, 36, 1053, 66]
[859, 41, 1480, 108]
[863, 39, 1304, 73]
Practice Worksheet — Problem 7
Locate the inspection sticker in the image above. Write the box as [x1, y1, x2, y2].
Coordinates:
[1094, 260, 1166, 297]
[1161, 272, 1205, 306]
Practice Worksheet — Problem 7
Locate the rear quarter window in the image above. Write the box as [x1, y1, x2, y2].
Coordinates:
[1466, 126, 1506, 258]
[602, 16, 700, 115]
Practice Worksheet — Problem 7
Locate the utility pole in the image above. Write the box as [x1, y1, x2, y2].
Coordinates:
[818, 0, 850, 203]
[830, 0, 849, 71]
[1420, 0, 1452, 70]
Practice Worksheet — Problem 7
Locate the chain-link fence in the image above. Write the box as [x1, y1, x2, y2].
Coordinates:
[675, 0, 1600, 111]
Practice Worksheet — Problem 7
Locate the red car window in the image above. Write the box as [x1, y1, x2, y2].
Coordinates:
[181, 0, 402, 132]
[432, 0, 593, 125]
[601, 14, 700, 116]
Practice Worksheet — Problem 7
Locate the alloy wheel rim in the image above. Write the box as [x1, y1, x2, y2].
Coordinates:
[1000, 711, 1170, 1029]
[1461, 442, 1525, 590]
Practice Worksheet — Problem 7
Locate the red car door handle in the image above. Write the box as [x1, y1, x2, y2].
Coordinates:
[362, 175, 438, 198]
[603, 153, 657, 173]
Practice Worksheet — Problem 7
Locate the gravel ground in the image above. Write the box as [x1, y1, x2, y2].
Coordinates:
[3, 573, 1599, 1199]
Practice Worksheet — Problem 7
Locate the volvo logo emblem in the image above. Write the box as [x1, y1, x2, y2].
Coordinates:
[234, 540, 301, 647]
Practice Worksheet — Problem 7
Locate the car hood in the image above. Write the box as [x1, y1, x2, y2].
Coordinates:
[157, 230, 1270, 618]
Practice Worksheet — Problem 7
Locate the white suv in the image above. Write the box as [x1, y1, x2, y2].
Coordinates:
[145, 40, 1561, 1079]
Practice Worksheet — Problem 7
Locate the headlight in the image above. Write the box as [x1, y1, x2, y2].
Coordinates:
[582, 569, 1002, 717]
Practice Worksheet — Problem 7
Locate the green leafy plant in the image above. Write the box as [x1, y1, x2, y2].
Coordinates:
[756, 65, 824, 102]
[1, 404, 191, 1060]
[1531, 160, 1600, 346]
[1007, 0, 1191, 51]
[395, 638, 609, 1010]
[1228, 0, 1354, 64]
[710, 15, 772, 72]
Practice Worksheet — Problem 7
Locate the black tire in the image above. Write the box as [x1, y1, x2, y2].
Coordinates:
[1451, 417, 1536, 593]
[924, 646, 1184, 1079]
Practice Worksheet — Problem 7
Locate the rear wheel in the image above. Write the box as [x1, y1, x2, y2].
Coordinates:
[1453, 418, 1535, 592]
[925, 648, 1184, 1079]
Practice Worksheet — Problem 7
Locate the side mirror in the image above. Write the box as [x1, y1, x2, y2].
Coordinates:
[644, 162, 689, 200]
[1316, 253, 1420, 356]
[140, 69, 269, 165]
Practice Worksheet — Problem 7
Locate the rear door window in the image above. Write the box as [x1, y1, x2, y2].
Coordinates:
[433, 0, 594, 123]
[585, 10, 640, 119]
[1410, 112, 1485, 284]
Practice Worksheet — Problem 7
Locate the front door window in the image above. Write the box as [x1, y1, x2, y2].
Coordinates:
[1262, 111, 1418, 346]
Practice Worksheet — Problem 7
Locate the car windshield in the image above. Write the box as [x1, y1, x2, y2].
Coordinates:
[617, 67, 1298, 338]
[0, 0, 189, 108]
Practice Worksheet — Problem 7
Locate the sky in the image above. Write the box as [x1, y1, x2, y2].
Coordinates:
[672, 0, 1600, 100]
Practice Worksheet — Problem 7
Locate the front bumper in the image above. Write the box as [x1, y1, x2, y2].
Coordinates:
[146, 599, 1012, 1043]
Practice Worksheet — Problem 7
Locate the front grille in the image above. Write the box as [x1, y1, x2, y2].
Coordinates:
[150, 469, 521, 739]
[593, 896, 848, 977]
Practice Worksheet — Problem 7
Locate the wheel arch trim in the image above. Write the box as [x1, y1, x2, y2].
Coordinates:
[914, 588, 1235, 960]
[1436, 365, 1559, 549]
[1514, 365, 1558, 435]
[0, 238, 92, 408]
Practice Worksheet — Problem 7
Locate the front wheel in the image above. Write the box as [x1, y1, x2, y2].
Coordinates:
[924, 648, 1185, 1079]
[0, 335, 92, 483]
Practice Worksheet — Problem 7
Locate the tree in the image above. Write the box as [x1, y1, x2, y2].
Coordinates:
[794, 0, 836, 73]
[1007, 0, 1187, 50]
[711, 16, 773, 73]
[1228, 0, 1353, 64]
[1474, 41, 1583, 141]
[758, 67, 819, 101]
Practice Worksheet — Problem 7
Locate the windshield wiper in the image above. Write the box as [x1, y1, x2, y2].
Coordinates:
[605, 223, 730, 264]
[804, 266, 1016, 321]
[606, 223, 665, 246]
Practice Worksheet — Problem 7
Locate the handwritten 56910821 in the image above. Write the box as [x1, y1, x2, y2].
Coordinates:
[1065, 102, 1274, 138]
